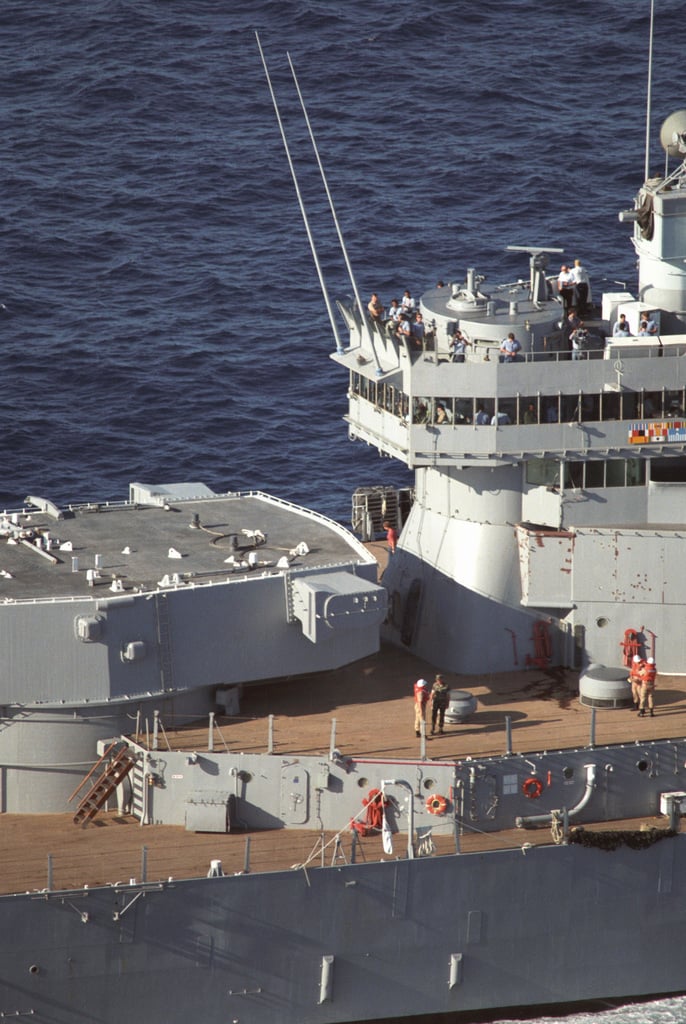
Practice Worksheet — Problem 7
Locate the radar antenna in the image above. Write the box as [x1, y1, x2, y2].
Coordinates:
[506, 245, 564, 304]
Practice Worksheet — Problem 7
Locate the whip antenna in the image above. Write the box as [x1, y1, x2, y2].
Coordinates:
[255, 31, 344, 353]
[644, 0, 655, 182]
[287, 52, 378, 367]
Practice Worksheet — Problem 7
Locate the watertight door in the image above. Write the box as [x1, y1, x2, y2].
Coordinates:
[280, 765, 310, 825]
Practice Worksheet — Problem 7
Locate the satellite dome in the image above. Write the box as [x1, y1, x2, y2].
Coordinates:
[659, 109, 686, 158]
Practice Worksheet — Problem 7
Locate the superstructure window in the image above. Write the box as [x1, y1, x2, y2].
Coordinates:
[651, 457, 686, 482]
[526, 459, 559, 486]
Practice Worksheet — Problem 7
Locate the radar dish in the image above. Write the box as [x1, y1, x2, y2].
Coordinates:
[660, 109, 686, 158]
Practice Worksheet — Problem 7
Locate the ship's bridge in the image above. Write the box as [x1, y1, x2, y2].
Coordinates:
[333, 298, 686, 470]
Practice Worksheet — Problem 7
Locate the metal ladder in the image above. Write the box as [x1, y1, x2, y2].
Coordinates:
[70, 741, 136, 827]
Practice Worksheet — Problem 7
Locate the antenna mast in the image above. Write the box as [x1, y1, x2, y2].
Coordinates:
[287, 53, 378, 363]
[644, 0, 655, 182]
[255, 31, 344, 353]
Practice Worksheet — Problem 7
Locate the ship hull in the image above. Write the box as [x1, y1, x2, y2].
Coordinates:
[3, 834, 685, 1024]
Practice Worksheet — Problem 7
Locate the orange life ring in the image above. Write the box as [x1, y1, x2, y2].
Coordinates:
[426, 794, 449, 815]
[522, 776, 544, 799]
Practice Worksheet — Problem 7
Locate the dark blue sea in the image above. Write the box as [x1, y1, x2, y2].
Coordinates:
[2, 1, 684, 1021]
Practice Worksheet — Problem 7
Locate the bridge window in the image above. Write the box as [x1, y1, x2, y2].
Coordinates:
[563, 459, 646, 489]
[606, 460, 626, 487]
[526, 459, 559, 486]
[651, 457, 686, 482]
[564, 462, 584, 488]
[585, 462, 604, 488]
[666, 389, 685, 417]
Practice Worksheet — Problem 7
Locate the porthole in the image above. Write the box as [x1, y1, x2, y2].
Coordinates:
[596, 617, 609, 628]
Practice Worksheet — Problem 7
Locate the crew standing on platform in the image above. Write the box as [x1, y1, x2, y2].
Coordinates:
[571, 259, 591, 316]
[638, 657, 657, 717]
[382, 520, 398, 555]
[628, 654, 645, 709]
[499, 333, 521, 362]
[368, 293, 385, 322]
[557, 264, 576, 312]
[414, 679, 430, 737]
[411, 311, 426, 348]
[430, 674, 450, 735]
[450, 327, 471, 363]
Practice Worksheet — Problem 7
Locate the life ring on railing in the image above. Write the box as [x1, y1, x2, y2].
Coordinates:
[426, 794, 449, 816]
[522, 776, 544, 799]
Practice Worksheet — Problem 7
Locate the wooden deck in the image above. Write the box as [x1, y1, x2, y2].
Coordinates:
[3, 616, 685, 897]
[3, 543, 685, 897]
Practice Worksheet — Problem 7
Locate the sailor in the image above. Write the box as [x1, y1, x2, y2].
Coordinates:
[430, 674, 450, 735]
[385, 298, 402, 332]
[411, 311, 426, 348]
[628, 654, 645, 710]
[613, 313, 632, 337]
[435, 402, 452, 425]
[395, 314, 412, 346]
[382, 519, 398, 555]
[491, 410, 511, 425]
[638, 657, 657, 717]
[475, 404, 490, 425]
[638, 311, 658, 336]
[368, 293, 385, 322]
[571, 259, 591, 316]
[401, 289, 416, 315]
[499, 332, 521, 363]
[570, 322, 589, 361]
[450, 327, 471, 363]
[557, 264, 576, 312]
[413, 679, 430, 737]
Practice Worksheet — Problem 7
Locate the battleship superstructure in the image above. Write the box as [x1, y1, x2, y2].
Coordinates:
[335, 109, 686, 675]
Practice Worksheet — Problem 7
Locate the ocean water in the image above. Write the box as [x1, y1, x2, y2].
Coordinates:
[2, 1, 684, 1022]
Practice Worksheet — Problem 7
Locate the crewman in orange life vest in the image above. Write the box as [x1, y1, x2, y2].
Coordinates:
[414, 679, 429, 737]
[628, 654, 645, 710]
[638, 657, 657, 717]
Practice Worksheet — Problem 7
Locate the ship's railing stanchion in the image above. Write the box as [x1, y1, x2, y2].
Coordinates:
[47, 853, 53, 891]
[141, 845, 148, 883]
[153, 710, 159, 751]
[243, 836, 251, 874]
[268, 714, 274, 754]
[208, 712, 215, 752]
[420, 721, 427, 760]
[589, 708, 597, 748]
[505, 715, 513, 755]
[329, 718, 337, 760]
[135, 709, 141, 745]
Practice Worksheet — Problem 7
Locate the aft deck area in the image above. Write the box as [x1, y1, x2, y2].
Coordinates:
[4, 584, 686, 897]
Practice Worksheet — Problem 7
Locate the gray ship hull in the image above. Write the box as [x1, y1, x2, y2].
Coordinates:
[3, 834, 684, 1023]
